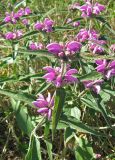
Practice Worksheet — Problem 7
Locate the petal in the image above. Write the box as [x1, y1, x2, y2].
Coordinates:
[93, 80, 103, 85]
[66, 41, 82, 52]
[109, 60, 115, 68]
[106, 70, 112, 79]
[43, 72, 55, 81]
[34, 99, 48, 108]
[44, 18, 54, 26]
[32, 101, 39, 107]
[43, 66, 55, 72]
[47, 109, 52, 120]
[37, 108, 48, 113]
[93, 85, 101, 94]
[34, 22, 44, 30]
[46, 92, 51, 103]
[66, 69, 78, 75]
[54, 76, 63, 87]
[96, 64, 106, 73]
[83, 80, 93, 88]
[38, 94, 45, 99]
[46, 43, 63, 54]
[64, 75, 78, 83]
[95, 60, 104, 65]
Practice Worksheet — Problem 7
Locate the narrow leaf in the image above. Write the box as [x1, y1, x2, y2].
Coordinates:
[52, 88, 66, 138]
[0, 89, 35, 104]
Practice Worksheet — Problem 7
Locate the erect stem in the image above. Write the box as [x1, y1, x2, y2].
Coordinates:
[60, 60, 67, 77]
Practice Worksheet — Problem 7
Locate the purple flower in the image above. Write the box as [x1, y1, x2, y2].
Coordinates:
[76, 29, 98, 42]
[17, 8, 25, 17]
[43, 18, 54, 32]
[22, 19, 29, 25]
[34, 18, 54, 32]
[73, 21, 80, 27]
[46, 41, 82, 58]
[4, 12, 17, 24]
[46, 42, 63, 55]
[83, 79, 103, 94]
[16, 30, 23, 38]
[32, 93, 54, 120]
[5, 30, 23, 40]
[5, 32, 16, 40]
[93, 3, 105, 15]
[34, 22, 44, 30]
[4, 13, 11, 23]
[75, 1, 105, 17]
[76, 29, 89, 42]
[13, 12, 20, 20]
[66, 41, 82, 52]
[64, 69, 78, 83]
[29, 42, 43, 50]
[79, 1, 93, 17]
[89, 40, 106, 54]
[24, 7, 31, 15]
[96, 60, 115, 79]
[110, 44, 115, 52]
[4, 7, 31, 24]
[43, 66, 78, 87]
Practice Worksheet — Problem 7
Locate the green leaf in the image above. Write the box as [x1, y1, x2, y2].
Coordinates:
[80, 53, 115, 60]
[11, 99, 34, 136]
[78, 71, 103, 81]
[19, 73, 44, 81]
[26, 134, 42, 160]
[68, 17, 83, 23]
[52, 88, 66, 138]
[0, 89, 35, 104]
[64, 127, 75, 145]
[44, 120, 50, 138]
[60, 115, 103, 136]
[44, 140, 52, 160]
[54, 26, 76, 31]
[81, 92, 111, 127]
[74, 137, 95, 160]
[94, 16, 115, 35]
[18, 49, 55, 59]
[37, 82, 51, 94]
[81, 93, 101, 112]
[71, 107, 81, 120]
[16, 31, 41, 41]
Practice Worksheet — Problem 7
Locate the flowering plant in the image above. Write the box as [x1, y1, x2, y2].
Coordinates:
[0, 0, 114, 159]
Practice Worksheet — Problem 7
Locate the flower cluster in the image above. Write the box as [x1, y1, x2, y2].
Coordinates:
[29, 42, 43, 50]
[83, 80, 103, 94]
[89, 39, 106, 54]
[43, 66, 78, 87]
[46, 41, 82, 59]
[76, 28, 106, 54]
[32, 93, 54, 120]
[22, 19, 29, 26]
[4, 7, 31, 24]
[5, 30, 23, 40]
[96, 60, 115, 79]
[34, 18, 54, 32]
[76, 28, 99, 42]
[75, 1, 105, 17]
